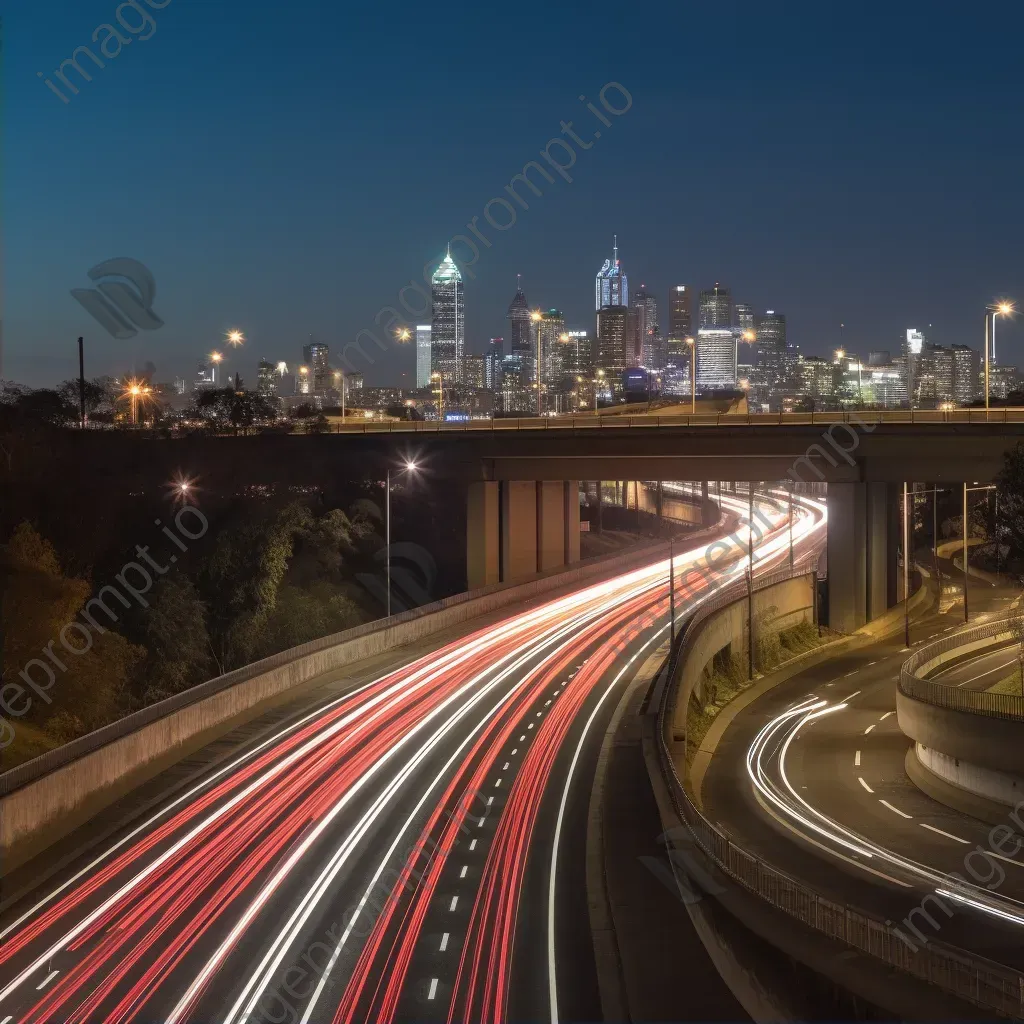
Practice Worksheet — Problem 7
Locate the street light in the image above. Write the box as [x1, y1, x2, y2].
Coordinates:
[593, 369, 605, 413]
[385, 458, 420, 618]
[395, 327, 412, 343]
[227, 330, 245, 347]
[962, 483, 997, 621]
[209, 351, 223, 386]
[985, 301, 1015, 413]
[685, 336, 695, 414]
[531, 310, 543, 416]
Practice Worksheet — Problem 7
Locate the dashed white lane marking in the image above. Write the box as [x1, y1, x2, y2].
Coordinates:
[864, 724, 876, 735]
[989, 850, 1024, 867]
[477, 817, 486, 828]
[469, 839, 477, 851]
[880, 799, 913, 819]
[544, 700, 552, 706]
[459, 866, 468, 879]
[503, 762, 509, 770]
[2, 1015, 14, 1023]
[536, 711, 543, 718]
[511, 749, 518, 755]
[449, 896, 459, 911]
[486, 796, 494, 806]
[879, 711, 893, 721]
[854, 750, 861, 767]
[36, 970, 59, 990]
[528, 724, 534, 730]
[428, 978, 439, 1000]
[847, 690, 861, 700]
[858, 777, 874, 793]
[844, 670, 856, 678]
[494, 779, 502, 788]
[920, 823, 970, 844]
[866, 660, 877, 667]
[519, 735, 526, 742]
[439, 932, 450, 951]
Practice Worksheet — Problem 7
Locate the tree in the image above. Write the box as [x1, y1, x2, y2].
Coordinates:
[189, 387, 278, 435]
[996, 442, 1024, 560]
[1009, 613, 1024, 697]
[56, 378, 115, 421]
[307, 413, 330, 434]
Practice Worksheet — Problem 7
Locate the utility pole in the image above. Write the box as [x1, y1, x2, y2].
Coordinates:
[77, 337, 86, 428]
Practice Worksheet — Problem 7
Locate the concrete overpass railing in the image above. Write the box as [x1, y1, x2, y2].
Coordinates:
[330, 408, 1024, 433]
[642, 571, 1024, 1020]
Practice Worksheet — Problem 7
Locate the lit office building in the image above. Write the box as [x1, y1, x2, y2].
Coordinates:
[303, 342, 331, 396]
[296, 366, 311, 395]
[415, 325, 432, 387]
[952, 345, 980, 405]
[595, 236, 628, 310]
[668, 285, 692, 342]
[256, 360, 277, 396]
[699, 283, 732, 329]
[861, 365, 905, 407]
[596, 305, 630, 381]
[506, 276, 532, 356]
[563, 330, 594, 376]
[989, 364, 1020, 400]
[903, 328, 925, 405]
[194, 362, 217, 391]
[695, 328, 737, 390]
[734, 303, 754, 333]
[464, 354, 486, 389]
[796, 355, 834, 402]
[537, 309, 566, 390]
[632, 286, 663, 369]
[756, 310, 788, 404]
[484, 337, 504, 390]
[431, 249, 465, 385]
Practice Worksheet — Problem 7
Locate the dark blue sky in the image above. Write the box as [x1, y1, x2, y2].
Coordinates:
[7, 0, 1024, 388]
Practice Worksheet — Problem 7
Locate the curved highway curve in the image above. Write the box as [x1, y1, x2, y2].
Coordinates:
[0, 489, 824, 1024]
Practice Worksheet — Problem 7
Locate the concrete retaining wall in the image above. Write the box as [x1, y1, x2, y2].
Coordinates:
[915, 743, 1024, 808]
[671, 573, 815, 738]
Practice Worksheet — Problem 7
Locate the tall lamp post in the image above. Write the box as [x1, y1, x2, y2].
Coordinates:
[685, 336, 695, 414]
[593, 369, 605, 413]
[962, 483, 997, 622]
[385, 459, 420, 617]
[985, 302, 1014, 414]
[531, 310, 543, 416]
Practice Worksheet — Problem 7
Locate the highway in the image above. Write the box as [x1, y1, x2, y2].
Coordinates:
[0, 490, 825, 1024]
[702, 559, 1024, 974]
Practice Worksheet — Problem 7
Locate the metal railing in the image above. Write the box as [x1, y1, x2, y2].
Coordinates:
[652, 569, 1024, 1019]
[321, 408, 1024, 434]
[899, 618, 1024, 720]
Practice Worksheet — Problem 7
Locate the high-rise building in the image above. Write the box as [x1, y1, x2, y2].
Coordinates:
[796, 356, 834, 402]
[538, 309, 566, 389]
[952, 345, 980, 405]
[256, 360, 277, 396]
[668, 285, 692, 343]
[431, 249, 465, 385]
[699, 283, 732, 329]
[303, 342, 330, 396]
[755, 310, 788, 404]
[415, 325, 432, 388]
[734, 303, 754, 334]
[631, 286, 663, 369]
[506, 276, 532, 356]
[903, 328, 925, 405]
[596, 305, 630, 380]
[563, 330, 594, 376]
[484, 337, 504, 390]
[695, 328, 737, 390]
[595, 236, 628, 310]
[296, 365, 311, 395]
[464, 354, 485, 389]
[194, 362, 216, 391]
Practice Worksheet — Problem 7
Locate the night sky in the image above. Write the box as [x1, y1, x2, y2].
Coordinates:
[7, 0, 1024, 389]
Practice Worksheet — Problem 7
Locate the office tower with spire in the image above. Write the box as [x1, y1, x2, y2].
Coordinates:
[506, 275, 532, 356]
[699, 283, 732, 329]
[431, 248, 465, 385]
[595, 236, 629, 310]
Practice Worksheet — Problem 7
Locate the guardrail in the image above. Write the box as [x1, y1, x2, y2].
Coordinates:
[650, 568, 1024, 1019]
[323, 408, 1024, 434]
[899, 618, 1024, 720]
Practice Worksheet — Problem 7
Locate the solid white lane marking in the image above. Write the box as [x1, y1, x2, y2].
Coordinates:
[879, 711, 893, 721]
[858, 777, 874, 793]
[36, 970, 59, 990]
[449, 896, 458, 912]
[459, 866, 468, 878]
[989, 851, 1024, 867]
[428, 978, 439, 1000]
[468, 839, 477, 852]
[439, 932, 449, 951]
[920, 823, 969, 844]
[854, 750, 861, 767]
[879, 800, 912, 819]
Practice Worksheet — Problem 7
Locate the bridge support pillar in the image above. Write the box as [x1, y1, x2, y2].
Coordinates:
[866, 481, 890, 620]
[565, 481, 581, 564]
[538, 481, 566, 572]
[827, 482, 867, 632]
[594, 481, 603, 533]
[466, 481, 500, 589]
[501, 480, 538, 582]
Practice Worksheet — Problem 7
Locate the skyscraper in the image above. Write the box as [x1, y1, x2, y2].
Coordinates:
[415, 325, 432, 388]
[903, 328, 925, 406]
[755, 310, 788, 400]
[668, 285, 692, 341]
[538, 309, 566, 388]
[699, 283, 732, 329]
[303, 342, 330, 396]
[484, 337, 504, 390]
[734, 303, 754, 334]
[695, 328, 737, 390]
[431, 249, 465, 385]
[506, 276, 532, 356]
[952, 345, 980, 405]
[256, 360, 277, 396]
[631, 286, 662, 369]
[596, 306, 629, 380]
[595, 236, 628, 310]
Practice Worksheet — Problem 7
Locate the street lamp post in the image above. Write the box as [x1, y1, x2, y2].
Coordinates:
[985, 302, 1015, 414]
[686, 337, 695, 414]
[748, 483, 755, 678]
[593, 369, 605, 413]
[531, 310, 543, 416]
[385, 459, 420, 618]
[788, 481, 794, 571]
[962, 483, 997, 622]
